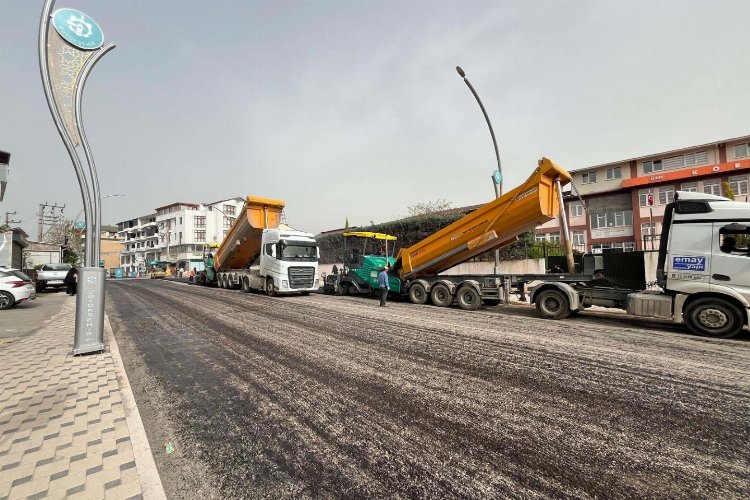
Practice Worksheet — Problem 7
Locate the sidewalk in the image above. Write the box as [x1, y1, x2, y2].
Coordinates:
[0, 297, 165, 500]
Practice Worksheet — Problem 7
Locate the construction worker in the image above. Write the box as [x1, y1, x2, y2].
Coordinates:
[378, 265, 390, 307]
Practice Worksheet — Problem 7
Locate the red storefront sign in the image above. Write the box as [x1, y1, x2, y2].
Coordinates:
[622, 159, 750, 188]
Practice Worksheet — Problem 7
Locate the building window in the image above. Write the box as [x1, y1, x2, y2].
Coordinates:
[570, 202, 584, 217]
[535, 234, 547, 242]
[684, 151, 708, 166]
[194, 216, 206, 228]
[194, 231, 206, 242]
[658, 186, 674, 205]
[735, 143, 749, 159]
[729, 175, 748, 196]
[641, 222, 658, 236]
[179, 217, 182, 224]
[549, 233, 561, 243]
[639, 188, 654, 207]
[592, 241, 635, 253]
[681, 182, 698, 192]
[703, 179, 721, 196]
[223, 216, 235, 228]
[643, 160, 662, 173]
[582, 171, 597, 184]
[573, 231, 585, 246]
[224, 204, 236, 216]
[606, 167, 621, 180]
[590, 210, 633, 229]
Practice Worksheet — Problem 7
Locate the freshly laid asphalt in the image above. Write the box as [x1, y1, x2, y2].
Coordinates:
[105, 279, 750, 499]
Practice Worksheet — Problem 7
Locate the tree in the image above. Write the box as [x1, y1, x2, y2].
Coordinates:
[46, 220, 83, 265]
[406, 199, 452, 217]
[723, 181, 735, 200]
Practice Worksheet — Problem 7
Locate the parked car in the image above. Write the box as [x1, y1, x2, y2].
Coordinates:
[34, 263, 72, 292]
[0, 268, 36, 309]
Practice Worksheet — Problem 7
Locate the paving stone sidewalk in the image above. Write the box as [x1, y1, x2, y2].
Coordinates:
[0, 297, 164, 500]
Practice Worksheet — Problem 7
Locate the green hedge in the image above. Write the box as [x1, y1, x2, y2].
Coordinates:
[316, 212, 555, 264]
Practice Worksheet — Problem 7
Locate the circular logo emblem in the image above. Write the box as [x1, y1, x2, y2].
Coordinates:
[51, 8, 104, 50]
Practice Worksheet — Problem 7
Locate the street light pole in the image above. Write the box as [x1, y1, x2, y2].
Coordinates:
[456, 66, 503, 275]
[73, 194, 125, 223]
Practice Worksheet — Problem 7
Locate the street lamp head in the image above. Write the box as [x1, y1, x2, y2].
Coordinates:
[456, 66, 466, 78]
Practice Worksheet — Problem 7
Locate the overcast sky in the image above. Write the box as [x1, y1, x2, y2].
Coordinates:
[2, 0, 749, 237]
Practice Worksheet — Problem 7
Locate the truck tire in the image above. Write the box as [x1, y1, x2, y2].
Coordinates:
[266, 278, 276, 297]
[535, 289, 571, 320]
[430, 283, 452, 307]
[457, 286, 481, 311]
[242, 277, 251, 293]
[684, 297, 744, 339]
[408, 283, 428, 305]
[0, 291, 14, 310]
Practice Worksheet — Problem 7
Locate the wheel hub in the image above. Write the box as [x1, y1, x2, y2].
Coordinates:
[698, 308, 728, 329]
[543, 297, 560, 313]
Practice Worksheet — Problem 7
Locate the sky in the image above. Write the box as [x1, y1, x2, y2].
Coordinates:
[1, 0, 749, 238]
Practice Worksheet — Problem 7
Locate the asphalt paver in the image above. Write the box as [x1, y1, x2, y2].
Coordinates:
[105, 279, 750, 499]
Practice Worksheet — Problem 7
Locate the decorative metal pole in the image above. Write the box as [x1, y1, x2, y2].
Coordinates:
[39, 0, 115, 355]
[456, 66, 503, 275]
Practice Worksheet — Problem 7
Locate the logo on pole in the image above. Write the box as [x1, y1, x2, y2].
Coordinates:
[52, 8, 104, 50]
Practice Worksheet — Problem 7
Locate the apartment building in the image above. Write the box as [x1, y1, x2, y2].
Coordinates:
[536, 134, 750, 252]
[154, 197, 244, 271]
[117, 213, 158, 275]
[117, 197, 245, 275]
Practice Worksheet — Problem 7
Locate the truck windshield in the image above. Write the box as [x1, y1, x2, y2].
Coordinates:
[42, 264, 71, 271]
[278, 242, 317, 262]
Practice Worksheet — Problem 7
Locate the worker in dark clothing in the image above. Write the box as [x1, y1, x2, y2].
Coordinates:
[378, 265, 390, 307]
[64, 266, 77, 295]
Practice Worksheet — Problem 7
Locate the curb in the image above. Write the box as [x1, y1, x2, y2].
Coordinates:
[105, 313, 167, 500]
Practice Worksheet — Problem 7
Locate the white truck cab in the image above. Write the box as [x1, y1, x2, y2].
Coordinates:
[531, 191, 750, 338]
[253, 228, 319, 294]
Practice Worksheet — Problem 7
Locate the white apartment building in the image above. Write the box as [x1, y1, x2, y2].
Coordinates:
[117, 213, 158, 275]
[152, 197, 245, 272]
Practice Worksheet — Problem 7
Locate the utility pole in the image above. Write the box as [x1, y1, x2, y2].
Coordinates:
[5, 211, 21, 226]
[37, 202, 65, 241]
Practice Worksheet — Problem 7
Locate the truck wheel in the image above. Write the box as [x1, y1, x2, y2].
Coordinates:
[430, 283, 452, 307]
[0, 291, 14, 310]
[266, 278, 276, 297]
[457, 286, 481, 311]
[684, 298, 744, 339]
[242, 277, 251, 293]
[408, 283, 428, 305]
[535, 289, 571, 320]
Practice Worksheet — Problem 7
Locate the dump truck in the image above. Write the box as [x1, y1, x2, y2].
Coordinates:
[197, 196, 319, 295]
[530, 190, 750, 338]
[325, 157, 581, 308]
[383, 157, 575, 309]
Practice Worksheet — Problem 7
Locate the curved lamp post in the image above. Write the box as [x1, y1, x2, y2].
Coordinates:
[40, 0, 115, 355]
[456, 66, 503, 274]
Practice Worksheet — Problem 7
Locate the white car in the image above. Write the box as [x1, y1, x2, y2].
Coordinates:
[0, 268, 36, 310]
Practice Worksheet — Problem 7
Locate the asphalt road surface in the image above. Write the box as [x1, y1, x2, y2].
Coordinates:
[106, 279, 750, 499]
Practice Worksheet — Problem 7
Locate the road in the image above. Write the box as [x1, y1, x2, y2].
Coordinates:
[106, 279, 750, 499]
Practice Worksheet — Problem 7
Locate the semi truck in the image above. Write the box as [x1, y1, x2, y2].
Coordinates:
[530, 190, 750, 338]
[323, 157, 749, 338]
[197, 196, 319, 296]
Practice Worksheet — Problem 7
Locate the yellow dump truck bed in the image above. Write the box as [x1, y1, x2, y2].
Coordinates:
[213, 196, 285, 271]
[394, 158, 572, 279]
